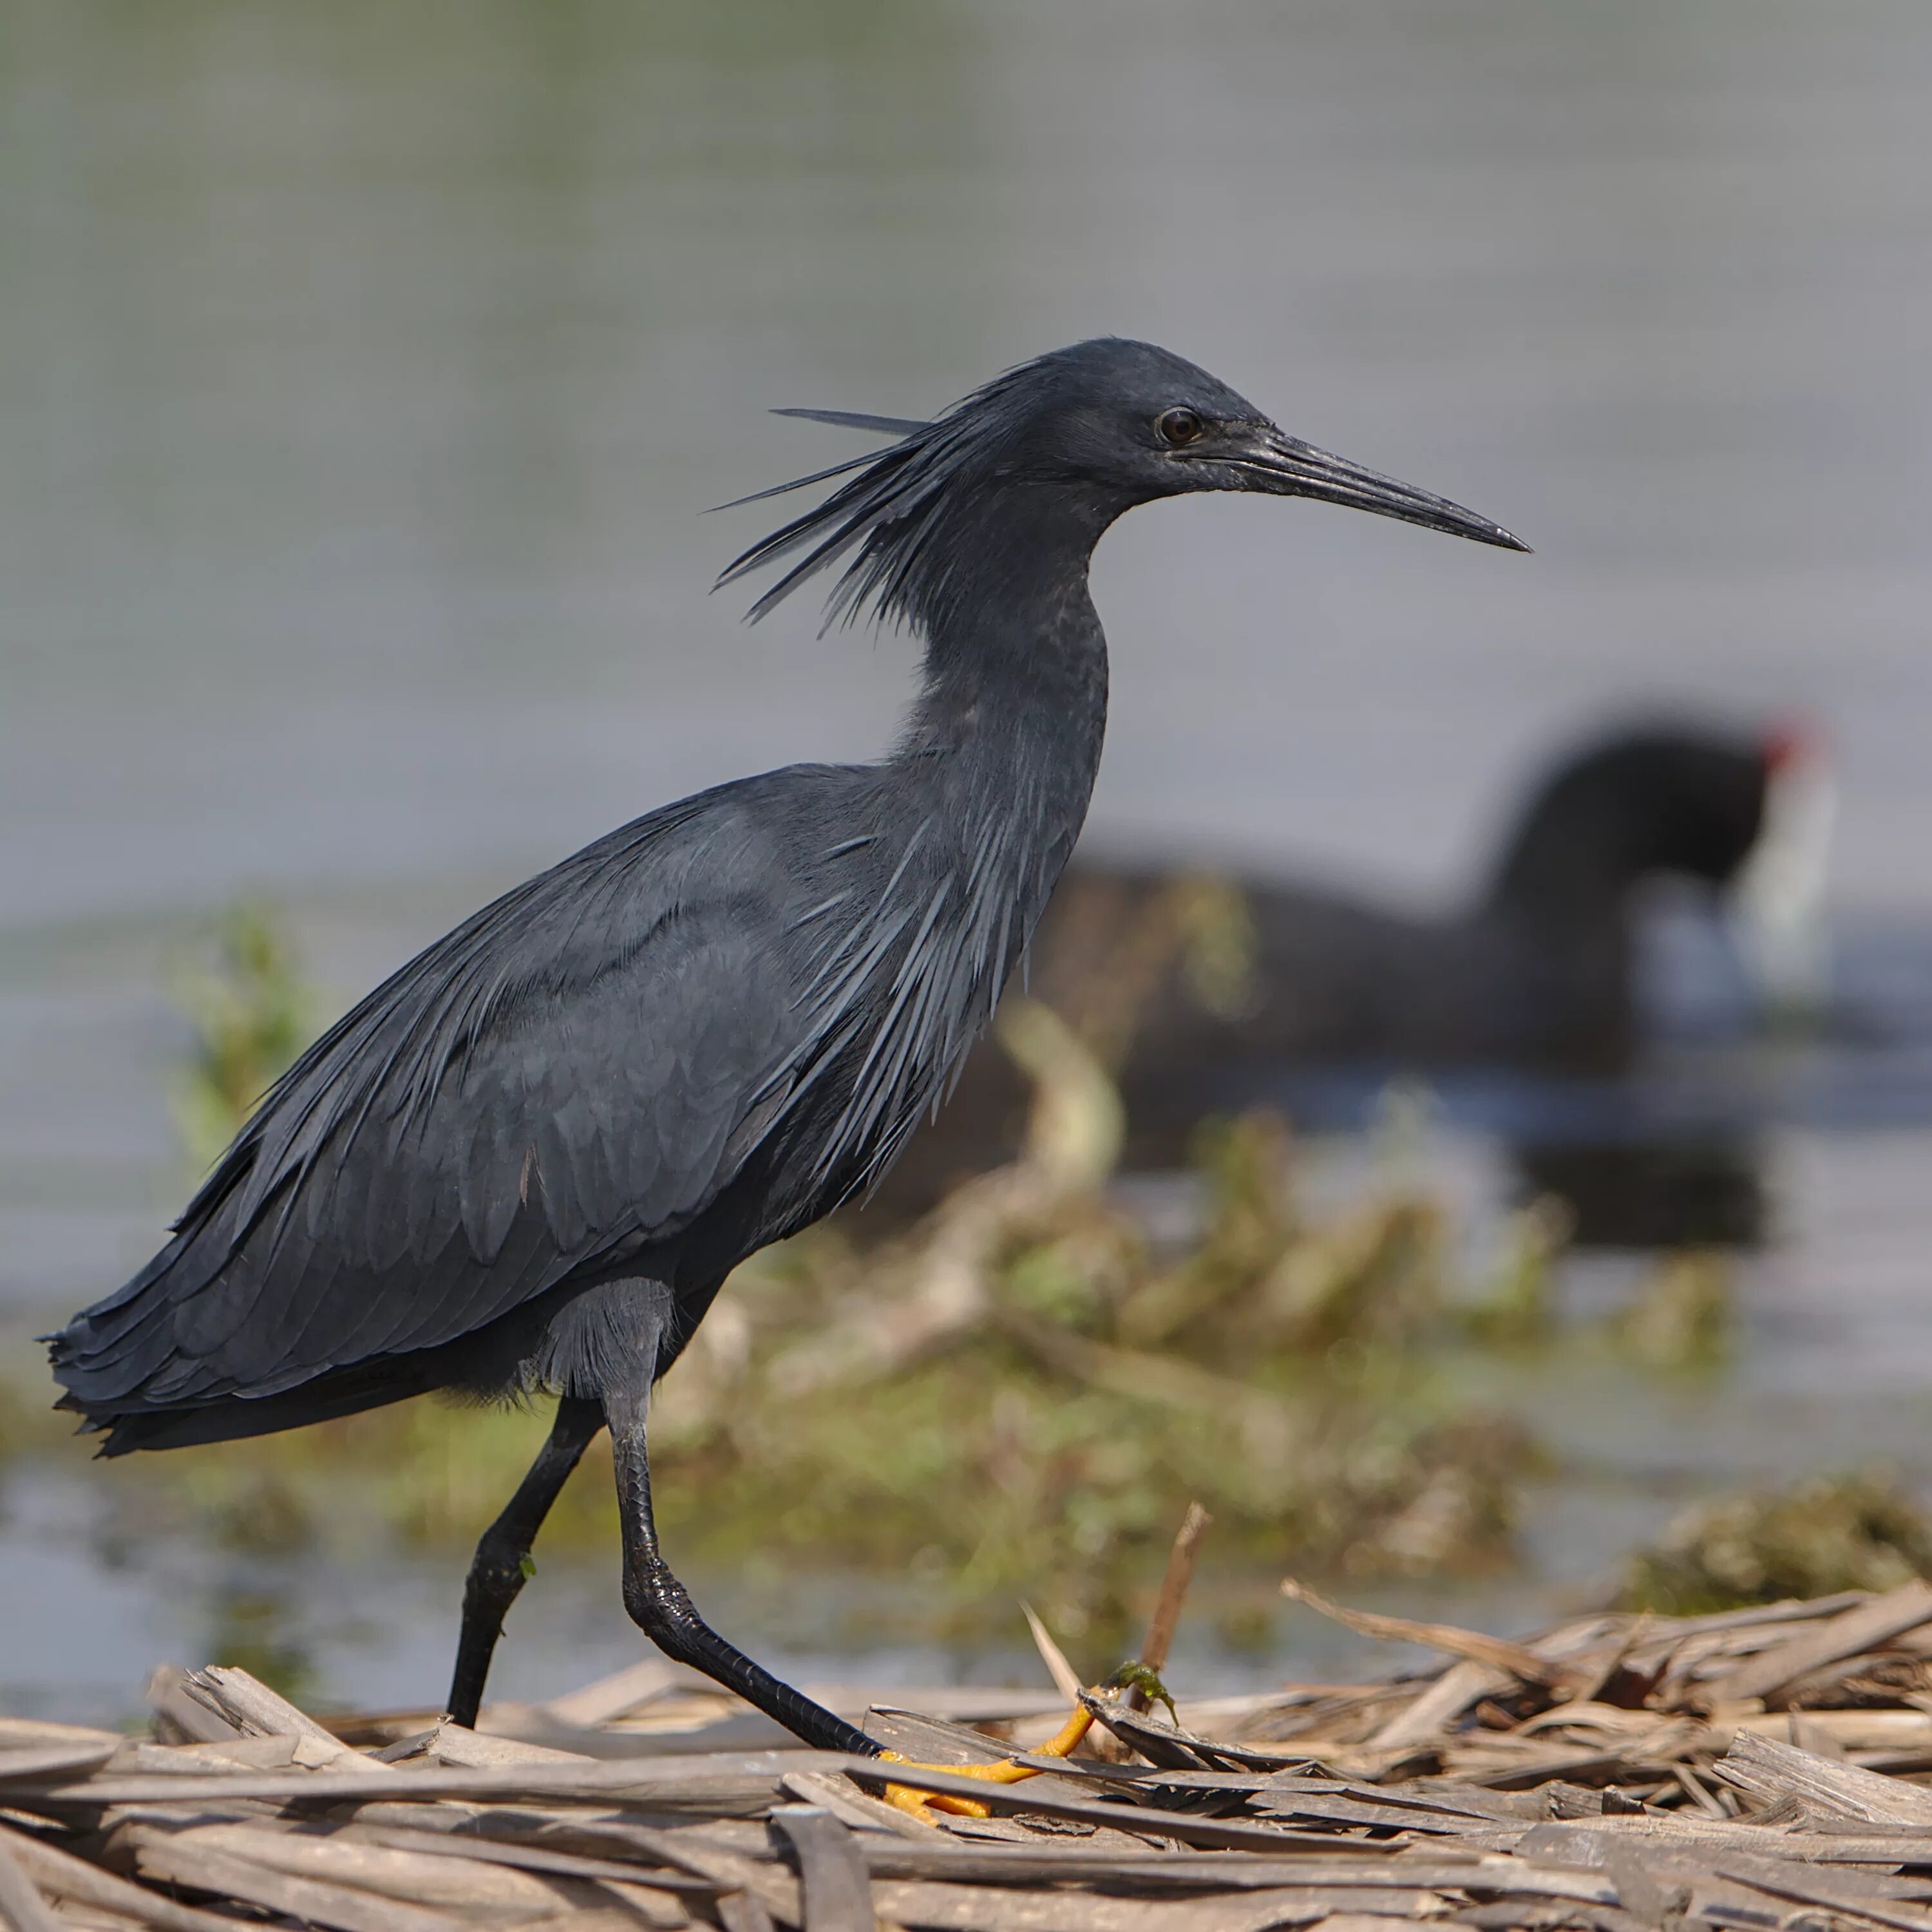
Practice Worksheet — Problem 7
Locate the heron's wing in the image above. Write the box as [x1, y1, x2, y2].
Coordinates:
[55, 802, 806, 1410]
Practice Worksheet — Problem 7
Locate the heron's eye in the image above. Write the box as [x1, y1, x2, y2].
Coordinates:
[1156, 406, 1205, 448]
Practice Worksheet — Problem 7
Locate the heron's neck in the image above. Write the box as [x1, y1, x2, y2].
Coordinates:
[896, 483, 1114, 804]
[893, 555, 1111, 887]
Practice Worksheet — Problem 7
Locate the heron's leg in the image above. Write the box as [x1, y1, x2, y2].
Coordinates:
[445, 1394, 604, 1729]
[605, 1390, 879, 1757]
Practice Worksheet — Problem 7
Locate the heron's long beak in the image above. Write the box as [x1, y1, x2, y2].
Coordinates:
[1222, 427, 1530, 553]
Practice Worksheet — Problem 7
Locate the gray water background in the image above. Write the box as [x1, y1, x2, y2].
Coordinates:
[6, 0, 1932, 1722]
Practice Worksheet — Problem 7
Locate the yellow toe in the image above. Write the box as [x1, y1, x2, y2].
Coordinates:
[874, 1696, 1097, 1821]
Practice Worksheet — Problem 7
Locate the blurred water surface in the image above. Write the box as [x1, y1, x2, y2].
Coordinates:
[7, 0, 1932, 1719]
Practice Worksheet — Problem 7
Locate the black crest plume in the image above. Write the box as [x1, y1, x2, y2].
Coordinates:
[715, 346, 1095, 634]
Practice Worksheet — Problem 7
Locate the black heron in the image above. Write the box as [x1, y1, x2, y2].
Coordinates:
[50, 337, 1526, 1783]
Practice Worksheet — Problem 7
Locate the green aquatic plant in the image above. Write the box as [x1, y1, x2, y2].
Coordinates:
[202, 1590, 321, 1710]
[1620, 1468, 1932, 1615]
[169, 898, 316, 1170]
[1457, 1197, 1571, 1349]
[1609, 1248, 1734, 1372]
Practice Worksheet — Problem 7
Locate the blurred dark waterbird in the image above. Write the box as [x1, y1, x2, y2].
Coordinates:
[884, 719, 1830, 1202]
[50, 339, 1525, 1756]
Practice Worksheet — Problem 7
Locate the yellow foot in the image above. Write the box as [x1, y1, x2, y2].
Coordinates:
[880, 1699, 1095, 1819]
[877, 1654, 1175, 1816]
[875, 1662, 1178, 1821]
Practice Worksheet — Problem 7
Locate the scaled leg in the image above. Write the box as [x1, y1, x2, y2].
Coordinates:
[606, 1388, 880, 1757]
[445, 1394, 603, 1728]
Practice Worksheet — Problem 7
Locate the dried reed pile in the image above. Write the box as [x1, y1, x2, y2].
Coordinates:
[15, 1575, 1932, 1930]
